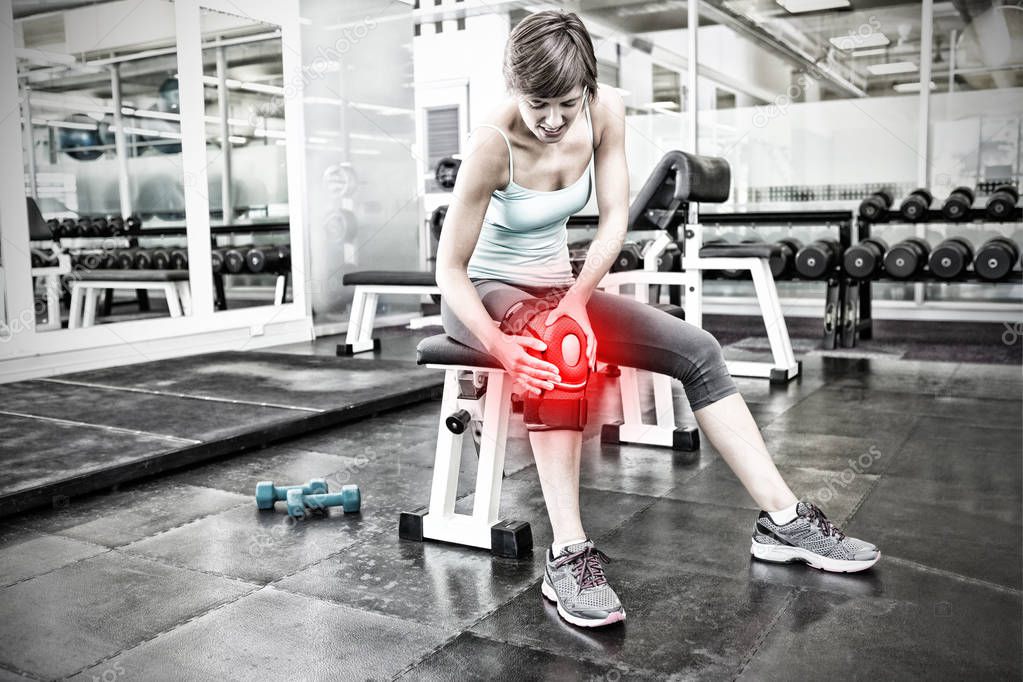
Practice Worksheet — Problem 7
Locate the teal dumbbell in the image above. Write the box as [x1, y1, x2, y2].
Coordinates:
[285, 485, 361, 518]
[255, 479, 328, 510]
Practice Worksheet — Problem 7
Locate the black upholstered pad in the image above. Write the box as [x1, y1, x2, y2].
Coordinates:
[343, 270, 437, 286]
[417, 334, 502, 369]
[651, 303, 686, 319]
[75, 269, 190, 282]
[699, 243, 781, 259]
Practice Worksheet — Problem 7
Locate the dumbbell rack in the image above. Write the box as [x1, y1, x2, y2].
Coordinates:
[695, 209, 856, 350]
[848, 207, 1023, 348]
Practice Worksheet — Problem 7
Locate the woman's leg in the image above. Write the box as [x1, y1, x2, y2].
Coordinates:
[442, 283, 589, 544]
[585, 290, 796, 512]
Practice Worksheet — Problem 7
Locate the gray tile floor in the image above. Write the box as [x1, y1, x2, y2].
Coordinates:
[0, 338, 1019, 680]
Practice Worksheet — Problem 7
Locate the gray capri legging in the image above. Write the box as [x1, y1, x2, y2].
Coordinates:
[440, 280, 738, 412]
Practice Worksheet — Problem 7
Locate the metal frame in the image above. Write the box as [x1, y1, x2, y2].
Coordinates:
[0, 0, 312, 383]
[342, 283, 441, 354]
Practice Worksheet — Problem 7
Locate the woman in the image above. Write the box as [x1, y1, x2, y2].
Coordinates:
[435, 9, 878, 629]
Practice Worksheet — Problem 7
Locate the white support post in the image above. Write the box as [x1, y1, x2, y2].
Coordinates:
[472, 371, 512, 526]
[428, 369, 463, 519]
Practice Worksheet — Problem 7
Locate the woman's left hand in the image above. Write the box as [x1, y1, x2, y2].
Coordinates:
[544, 291, 597, 372]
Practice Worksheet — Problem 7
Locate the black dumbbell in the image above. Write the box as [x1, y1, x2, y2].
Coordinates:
[770, 237, 803, 279]
[91, 216, 110, 236]
[46, 218, 61, 238]
[246, 245, 291, 273]
[124, 215, 142, 233]
[150, 248, 171, 269]
[883, 237, 930, 278]
[656, 242, 680, 271]
[132, 248, 153, 269]
[941, 187, 975, 221]
[900, 189, 934, 222]
[74, 217, 94, 237]
[974, 236, 1020, 281]
[430, 205, 448, 242]
[795, 239, 841, 279]
[58, 218, 77, 238]
[985, 185, 1019, 221]
[30, 248, 58, 268]
[223, 247, 248, 274]
[78, 252, 106, 270]
[610, 241, 643, 272]
[843, 236, 888, 280]
[211, 248, 226, 273]
[170, 249, 188, 270]
[928, 237, 973, 280]
[435, 157, 461, 190]
[858, 190, 893, 222]
[108, 216, 126, 236]
[113, 249, 134, 269]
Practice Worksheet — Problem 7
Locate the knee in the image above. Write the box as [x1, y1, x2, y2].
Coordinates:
[675, 326, 727, 384]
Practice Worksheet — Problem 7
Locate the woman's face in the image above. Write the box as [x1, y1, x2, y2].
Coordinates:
[517, 86, 585, 144]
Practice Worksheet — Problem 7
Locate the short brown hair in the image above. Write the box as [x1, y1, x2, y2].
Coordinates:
[503, 10, 597, 102]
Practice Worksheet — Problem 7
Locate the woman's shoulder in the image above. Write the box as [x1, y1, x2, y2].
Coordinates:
[588, 83, 625, 147]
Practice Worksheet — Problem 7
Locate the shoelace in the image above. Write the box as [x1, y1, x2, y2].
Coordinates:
[804, 502, 845, 540]
[553, 546, 611, 591]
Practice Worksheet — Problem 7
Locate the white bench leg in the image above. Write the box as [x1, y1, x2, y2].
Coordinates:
[340, 288, 379, 354]
[82, 288, 99, 327]
[750, 258, 799, 380]
[274, 275, 286, 305]
[176, 281, 192, 316]
[68, 284, 83, 329]
[42, 274, 61, 330]
[164, 283, 183, 317]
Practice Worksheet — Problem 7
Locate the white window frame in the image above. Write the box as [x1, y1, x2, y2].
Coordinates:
[0, 0, 311, 382]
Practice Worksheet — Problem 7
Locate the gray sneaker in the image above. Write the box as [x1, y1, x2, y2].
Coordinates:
[541, 540, 625, 627]
[751, 501, 879, 573]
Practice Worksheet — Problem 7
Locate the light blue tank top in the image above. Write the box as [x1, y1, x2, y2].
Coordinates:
[466, 96, 594, 287]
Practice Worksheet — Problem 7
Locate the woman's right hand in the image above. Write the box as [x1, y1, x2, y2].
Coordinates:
[488, 332, 562, 396]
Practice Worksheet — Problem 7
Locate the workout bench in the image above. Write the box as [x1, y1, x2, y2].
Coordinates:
[68, 270, 191, 328]
[337, 270, 440, 355]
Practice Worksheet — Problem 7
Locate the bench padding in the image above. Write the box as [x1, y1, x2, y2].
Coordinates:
[74, 269, 190, 282]
[343, 270, 437, 286]
[699, 243, 781, 259]
[417, 334, 502, 369]
[651, 303, 685, 319]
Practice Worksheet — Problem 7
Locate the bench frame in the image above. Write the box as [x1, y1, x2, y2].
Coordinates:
[399, 362, 532, 558]
[68, 279, 192, 329]
[340, 282, 440, 355]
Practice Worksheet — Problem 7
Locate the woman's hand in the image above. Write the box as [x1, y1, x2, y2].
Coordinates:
[544, 292, 597, 372]
[489, 333, 562, 397]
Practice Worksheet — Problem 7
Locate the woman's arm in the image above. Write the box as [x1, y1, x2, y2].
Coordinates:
[434, 127, 509, 352]
[568, 86, 629, 303]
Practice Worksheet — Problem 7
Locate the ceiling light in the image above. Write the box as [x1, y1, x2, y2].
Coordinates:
[228, 135, 247, 144]
[829, 33, 889, 51]
[850, 48, 889, 58]
[868, 61, 918, 75]
[645, 101, 679, 109]
[777, 0, 850, 14]
[893, 81, 936, 93]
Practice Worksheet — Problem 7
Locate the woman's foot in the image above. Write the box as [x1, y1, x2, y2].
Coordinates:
[542, 540, 626, 627]
[751, 501, 880, 573]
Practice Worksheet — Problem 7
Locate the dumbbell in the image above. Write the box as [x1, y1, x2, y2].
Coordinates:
[91, 216, 110, 236]
[30, 248, 58, 268]
[124, 215, 142, 233]
[58, 218, 78, 238]
[150, 248, 171, 269]
[223, 247, 248, 274]
[211, 248, 226, 273]
[928, 237, 974, 280]
[941, 187, 975, 221]
[170, 248, 189, 270]
[108, 216, 126, 236]
[435, 157, 461, 190]
[46, 218, 61, 238]
[246, 245, 291, 273]
[255, 478, 329, 511]
[985, 185, 1019, 221]
[770, 237, 803, 279]
[77, 252, 107, 270]
[842, 236, 888, 280]
[883, 237, 930, 279]
[132, 248, 153, 270]
[430, 205, 448, 242]
[858, 190, 894, 222]
[112, 249, 135, 269]
[974, 236, 1020, 281]
[285, 485, 361, 518]
[899, 189, 934, 222]
[610, 241, 643, 272]
[794, 239, 841, 279]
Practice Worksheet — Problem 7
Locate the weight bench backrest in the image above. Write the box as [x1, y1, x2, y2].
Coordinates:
[629, 151, 731, 234]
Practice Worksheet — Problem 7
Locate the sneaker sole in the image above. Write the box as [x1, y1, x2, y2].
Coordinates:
[750, 539, 880, 573]
[541, 579, 626, 628]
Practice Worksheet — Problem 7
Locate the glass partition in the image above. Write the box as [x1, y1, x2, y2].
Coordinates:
[19, 0, 193, 331]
